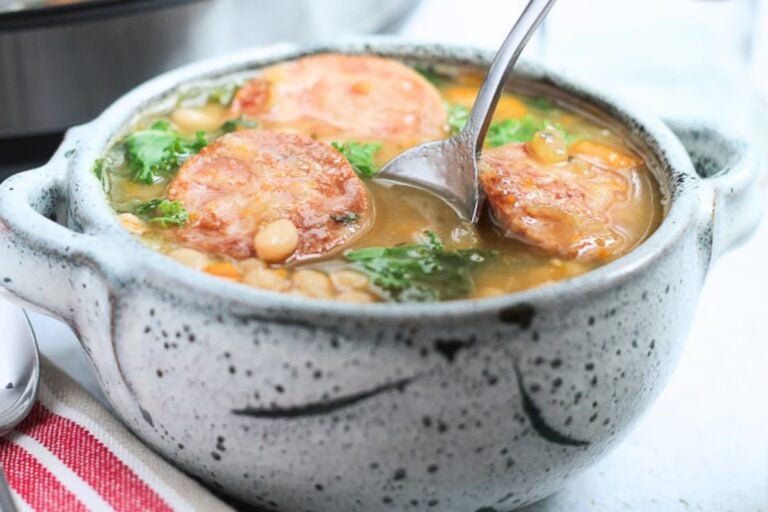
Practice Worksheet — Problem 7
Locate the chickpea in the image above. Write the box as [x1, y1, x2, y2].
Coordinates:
[329, 270, 368, 292]
[254, 219, 299, 263]
[117, 213, 147, 235]
[243, 267, 291, 292]
[336, 291, 375, 303]
[293, 270, 334, 298]
[528, 128, 568, 164]
[167, 248, 209, 270]
[171, 105, 225, 133]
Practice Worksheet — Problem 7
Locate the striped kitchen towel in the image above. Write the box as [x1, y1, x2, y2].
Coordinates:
[0, 357, 232, 512]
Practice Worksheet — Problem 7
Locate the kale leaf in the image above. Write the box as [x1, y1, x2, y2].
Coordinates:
[414, 65, 448, 87]
[331, 141, 382, 178]
[487, 116, 545, 147]
[220, 116, 258, 133]
[345, 231, 494, 302]
[486, 116, 576, 147]
[131, 198, 189, 227]
[447, 103, 470, 135]
[124, 120, 206, 184]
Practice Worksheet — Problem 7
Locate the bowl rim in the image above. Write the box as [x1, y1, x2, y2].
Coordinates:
[61, 37, 702, 320]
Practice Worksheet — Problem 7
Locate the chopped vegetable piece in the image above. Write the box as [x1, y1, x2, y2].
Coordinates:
[204, 262, 241, 279]
[130, 198, 189, 227]
[124, 120, 207, 183]
[495, 96, 528, 119]
[330, 212, 360, 224]
[345, 231, 494, 302]
[486, 116, 575, 148]
[220, 116, 259, 133]
[487, 116, 544, 147]
[447, 103, 470, 134]
[92, 157, 110, 191]
[569, 140, 639, 169]
[208, 84, 239, 106]
[526, 97, 555, 111]
[331, 141, 382, 178]
[528, 129, 568, 164]
[414, 65, 448, 86]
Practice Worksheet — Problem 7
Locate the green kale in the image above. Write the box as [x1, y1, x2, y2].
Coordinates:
[486, 115, 578, 148]
[92, 157, 111, 192]
[331, 141, 382, 178]
[414, 65, 448, 87]
[130, 198, 189, 228]
[345, 231, 494, 302]
[330, 212, 360, 224]
[487, 116, 545, 147]
[526, 96, 556, 111]
[124, 120, 206, 184]
[220, 116, 258, 133]
[208, 83, 238, 106]
[447, 103, 470, 134]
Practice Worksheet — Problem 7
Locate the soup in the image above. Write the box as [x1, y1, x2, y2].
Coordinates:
[97, 53, 663, 303]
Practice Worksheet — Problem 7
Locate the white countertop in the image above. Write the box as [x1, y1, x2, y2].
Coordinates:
[18, 1, 768, 509]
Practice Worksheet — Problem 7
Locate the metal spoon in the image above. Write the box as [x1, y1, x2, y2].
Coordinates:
[0, 297, 39, 512]
[379, 0, 557, 222]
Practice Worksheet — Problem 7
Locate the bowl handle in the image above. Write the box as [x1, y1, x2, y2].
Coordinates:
[0, 137, 112, 324]
[668, 122, 763, 262]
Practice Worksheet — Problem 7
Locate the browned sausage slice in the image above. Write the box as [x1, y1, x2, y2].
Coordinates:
[230, 54, 447, 148]
[166, 130, 371, 261]
[479, 143, 632, 261]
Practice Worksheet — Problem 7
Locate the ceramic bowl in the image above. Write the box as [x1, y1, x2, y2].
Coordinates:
[0, 40, 761, 511]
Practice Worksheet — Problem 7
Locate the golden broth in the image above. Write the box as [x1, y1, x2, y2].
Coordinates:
[101, 62, 663, 302]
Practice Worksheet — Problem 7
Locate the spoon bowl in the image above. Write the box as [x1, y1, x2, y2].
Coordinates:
[0, 298, 39, 437]
[379, 0, 557, 221]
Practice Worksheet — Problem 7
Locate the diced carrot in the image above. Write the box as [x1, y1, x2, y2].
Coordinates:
[441, 85, 478, 108]
[442, 86, 527, 119]
[204, 261, 241, 279]
[494, 96, 528, 119]
[569, 140, 639, 170]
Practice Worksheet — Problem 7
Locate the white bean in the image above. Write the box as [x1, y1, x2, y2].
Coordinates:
[329, 270, 368, 292]
[238, 258, 266, 273]
[171, 106, 224, 133]
[243, 267, 291, 292]
[336, 291, 375, 303]
[293, 270, 334, 298]
[167, 248, 210, 270]
[254, 219, 299, 263]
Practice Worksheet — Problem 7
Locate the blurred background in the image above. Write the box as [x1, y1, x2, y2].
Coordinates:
[1, 0, 766, 170]
[1, 1, 766, 510]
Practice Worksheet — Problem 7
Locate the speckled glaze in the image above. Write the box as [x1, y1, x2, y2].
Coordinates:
[0, 40, 762, 512]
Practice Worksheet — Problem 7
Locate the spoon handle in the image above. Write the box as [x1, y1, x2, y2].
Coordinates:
[0, 464, 18, 512]
[463, 0, 557, 152]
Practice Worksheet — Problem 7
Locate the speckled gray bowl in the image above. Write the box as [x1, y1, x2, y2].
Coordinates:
[0, 41, 762, 512]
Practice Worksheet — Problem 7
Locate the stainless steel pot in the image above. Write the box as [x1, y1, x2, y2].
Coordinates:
[0, 0, 415, 137]
[0, 41, 762, 511]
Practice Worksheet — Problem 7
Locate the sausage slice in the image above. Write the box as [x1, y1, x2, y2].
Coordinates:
[167, 130, 371, 261]
[230, 54, 447, 147]
[479, 143, 632, 261]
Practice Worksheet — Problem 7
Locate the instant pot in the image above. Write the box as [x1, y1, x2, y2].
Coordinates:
[0, 0, 416, 139]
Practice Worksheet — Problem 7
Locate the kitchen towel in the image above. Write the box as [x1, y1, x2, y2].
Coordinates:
[0, 357, 232, 512]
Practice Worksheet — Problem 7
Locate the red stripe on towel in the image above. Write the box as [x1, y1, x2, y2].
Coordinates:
[17, 403, 173, 512]
[0, 436, 88, 512]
